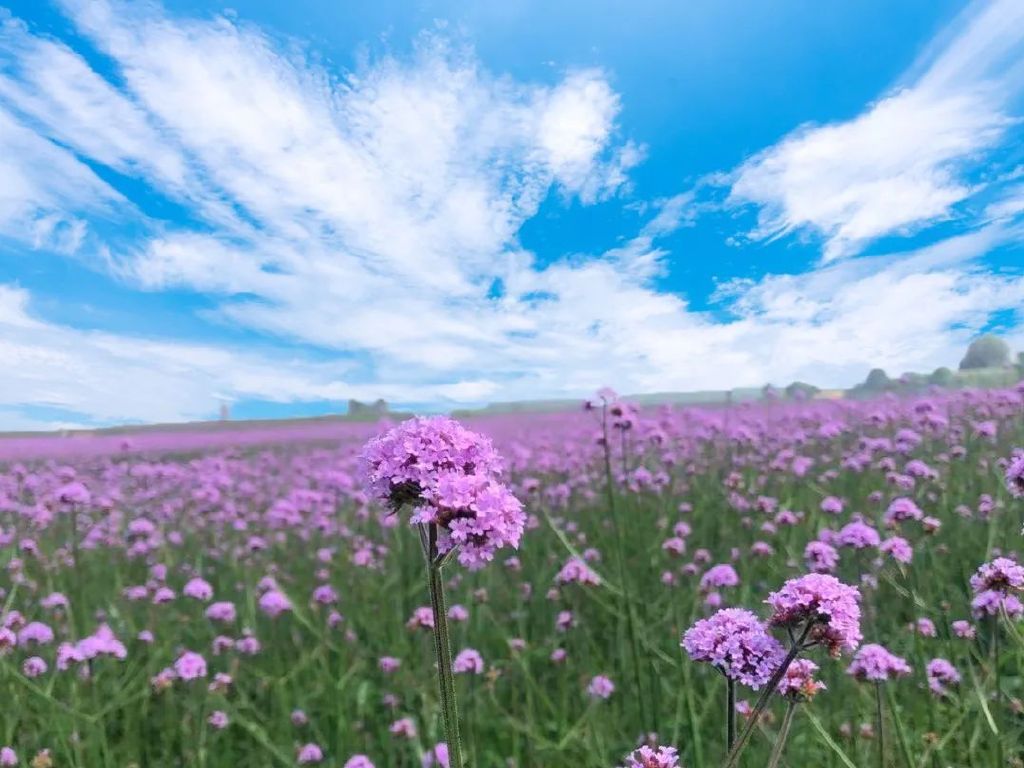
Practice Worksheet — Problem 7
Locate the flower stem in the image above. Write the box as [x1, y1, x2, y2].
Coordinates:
[426, 526, 465, 768]
[600, 407, 649, 730]
[726, 677, 737, 751]
[766, 701, 797, 768]
[875, 682, 885, 768]
[993, 614, 1002, 768]
[720, 624, 810, 768]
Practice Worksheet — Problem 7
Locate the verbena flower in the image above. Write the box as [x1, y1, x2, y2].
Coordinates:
[879, 536, 913, 564]
[777, 659, 826, 701]
[766, 574, 862, 656]
[926, 658, 960, 696]
[361, 417, 524, 569]
[618, 745, 681, 768]
[847, 644, 911, 682]
[970, 557, 1024, 594]
[682, 608, 785, 689]
[699, 564, 740, 590]
[587, 674, 615, 699]
[1005, 453, 1024, 498]
[804, 541, 839, 573]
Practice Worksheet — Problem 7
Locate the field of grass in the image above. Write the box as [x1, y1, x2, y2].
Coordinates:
[1, 386, 1023, 767]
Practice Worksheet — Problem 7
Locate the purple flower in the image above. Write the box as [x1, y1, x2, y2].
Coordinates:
[452, 648, 484, 675]
[836, 522, 880, 550]
[820, 496, 844, 515]
[208, 710, 229, 729]
[343, 756, 374, 768]
[421, 743, 449, 768]
[173, 651, 207, 681]
[205, 601, 236, 623]
[766, 574, 862, 656]
[970, 557, 1024, 594]
[951, 620, 976, 639]
[884, 498, 923, 526]
[297, 743, 324, 764]
[618, 745, 681, 768]
[804, 541, 839, 573]
[971, 589, 1024, 619]
[847, 644, 911, 682]
[587, 674, 615, 700]
[0, 747, 16, 767]
[1006, 453, 1024, 498]
[926, 658, 960, 696]
[22, 656, 47, 678]
[683, 608, 785, 689]
[183, 577, 213, 601]
[258, 589, 292, 618]
[777, 659, 826, 701]
[879, 536, 913, 564]
[555, 556, 601, 586]
[361, 417, 524, 569]
[699, 564, 740, 591]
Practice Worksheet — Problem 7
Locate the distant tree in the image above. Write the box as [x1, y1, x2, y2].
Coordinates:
[929, 366, 955, 387]
[761, 384, 780, 401]
[785, 381, 820, 400]
[959, 334, 1010, 370]
[862, 368, 891, 392]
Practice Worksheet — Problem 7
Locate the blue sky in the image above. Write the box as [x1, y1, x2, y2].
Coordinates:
[0, 0, 1023, 430]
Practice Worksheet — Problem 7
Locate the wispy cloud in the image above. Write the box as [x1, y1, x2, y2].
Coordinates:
[725, 0, 1024, 260]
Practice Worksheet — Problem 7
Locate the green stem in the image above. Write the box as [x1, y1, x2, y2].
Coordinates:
[600, 407, 649, 730]
[993, 615, 1002, 768]
[767, 701, 797, 768]
[875, 683, 885, 768]
[721, 625, 809, 768]
[426, 526, 464, 768]
[726, 677, 737, 751]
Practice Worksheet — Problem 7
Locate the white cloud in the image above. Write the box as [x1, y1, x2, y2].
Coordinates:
[0, 106, 122, 252]
[726, 0, 1024, 260]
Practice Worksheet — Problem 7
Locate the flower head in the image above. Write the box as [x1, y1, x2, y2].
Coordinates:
[618, 745, 681, 768]
[970, 558, 1024, 595]
[361, 417, 524, 569]
[847, 644, 911, 682]
[683, 608, 785, 689]
[1005, 453, 1024, 498]
[587, 674, 615, 700]
[777, 659, 826, 701]
[766, 574, 862, 656]
[926, 658, 960, 697]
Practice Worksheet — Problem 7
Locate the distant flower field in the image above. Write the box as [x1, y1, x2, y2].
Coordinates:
[1, 386, 1023, 767]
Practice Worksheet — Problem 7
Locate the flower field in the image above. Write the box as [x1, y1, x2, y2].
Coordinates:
[2, 386, 1024, 767]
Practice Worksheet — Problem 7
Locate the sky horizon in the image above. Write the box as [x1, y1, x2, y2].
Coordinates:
[1, 0, 1023, 430]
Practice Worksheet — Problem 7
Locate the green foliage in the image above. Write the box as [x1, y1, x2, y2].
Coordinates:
[958, 334, 1010, 370]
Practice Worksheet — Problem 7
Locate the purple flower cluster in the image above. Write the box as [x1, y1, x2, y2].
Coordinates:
[682, 608, 785, 689]
[926, 658, 960, 696]
[766, 574, 862, 656]
[1006, 452, 1024, 498]
[847, 644, 911, 682]
[618, 745, 681, 768]
[776, 659, 826, 701]
[970, 557, 1024, 618]
[360, 417, 525, 569]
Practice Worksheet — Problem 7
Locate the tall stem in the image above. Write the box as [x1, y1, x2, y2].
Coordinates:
[766, 701, 797, 768]
[425, 526, 464, 768]
[726, 677, 737, 751]
[993, 615, 1002, 768]
[875, 682, 885, 768]
[600, 407, 648, 730]
[721, 624, 810, 768]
